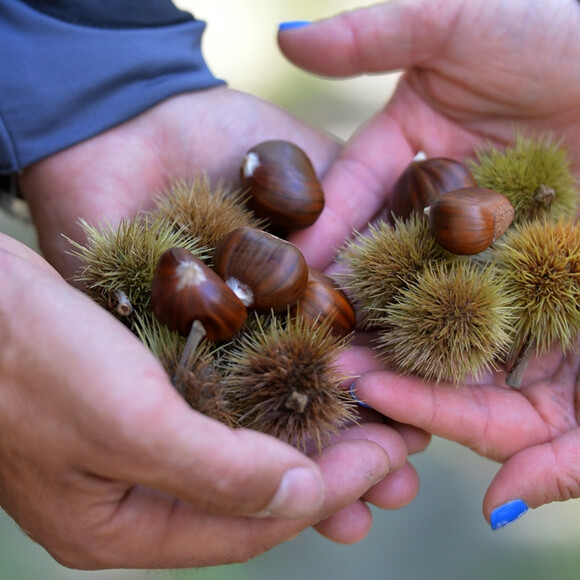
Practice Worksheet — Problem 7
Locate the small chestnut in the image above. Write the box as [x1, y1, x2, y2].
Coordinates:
[212, 226, 309, 312]
[290, 268, 356, 338]
[426, 187, 515, 255]
[391, 156, 477, 219]
[151, 247, 247, 341]
[241, 140, 325, 232]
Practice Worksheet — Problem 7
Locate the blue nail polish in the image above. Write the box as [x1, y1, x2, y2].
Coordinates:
[350, 383, 373, 409]
[278, 21, 310, 32]
[490, 499, 529, 530]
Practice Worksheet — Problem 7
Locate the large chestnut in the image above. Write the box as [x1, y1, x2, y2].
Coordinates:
[391, 156, 477, 219]
[240, 140, 325, 232]
[426, 187, 514, 255]
[151, 247, 247, 341]
[213, 226, 309, 312]
[290, 268, 356, 338]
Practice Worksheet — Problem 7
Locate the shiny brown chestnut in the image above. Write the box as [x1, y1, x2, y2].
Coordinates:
[290, 268, 356, 338]
[391, 156, 477, 219]
[151, 247, 247, 341]
[425, 187, 514, 255]
[212, 226, 309, 312]
[240, 140, 325, 232]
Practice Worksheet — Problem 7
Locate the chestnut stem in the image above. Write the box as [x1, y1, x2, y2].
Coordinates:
[173, 320, 207, 389]
[505, 336, 535, 388]
[113, 289, 133, 316]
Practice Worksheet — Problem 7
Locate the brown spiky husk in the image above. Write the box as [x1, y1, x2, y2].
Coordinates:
[220, 313, 357, 450]
[492, 218, 580, 356]
[152, 176, 264, 254]
[134, 315, 237, 427]
[375, 260, 515, 384]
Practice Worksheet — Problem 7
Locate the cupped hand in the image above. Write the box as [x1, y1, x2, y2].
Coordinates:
[278, 0, 580, 268]
[18, 85, 343, 281]
[0, 234, 421, 568]
[7, 85, 427, 565]
[351, 342, 580, 529]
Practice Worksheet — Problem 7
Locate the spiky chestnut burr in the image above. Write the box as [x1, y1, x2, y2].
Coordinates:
[152, 176, 263, 253]
[492, 218, 580, 386]
[220, 313, 357, 451]
[69, 214, 205, 322]
[375, 260, 514, 384]
[134, 316, 236, 426]
[339, 213, 449, 328]
[467, 132, 578, 223]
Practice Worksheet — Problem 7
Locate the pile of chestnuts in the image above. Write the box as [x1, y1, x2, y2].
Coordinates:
[71, 140, 357, 450]
[340, 132, 580, 386]
[71, 130, 580, 449]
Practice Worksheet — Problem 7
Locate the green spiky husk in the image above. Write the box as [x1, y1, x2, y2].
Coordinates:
[339, 214, 449, 327]
[152, 176, 264, 254]
[375, 260, 515, 384]
[492, 218, 580, 355]
[220, 313, 357, 450]
[69, 214, 206, 321]
[468, 132, 578, 223]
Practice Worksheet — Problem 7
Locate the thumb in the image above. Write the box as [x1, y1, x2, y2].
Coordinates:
[277, 0, 462, 77]
[89, 375, 326, 520]
[484, 429, 580, 530]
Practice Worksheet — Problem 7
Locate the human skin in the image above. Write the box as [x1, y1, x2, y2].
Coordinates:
[278, 0, 580, 526]
[3, 86, 427, 568]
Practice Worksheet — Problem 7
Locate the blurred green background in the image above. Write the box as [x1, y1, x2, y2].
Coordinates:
[3, 1, 580, 578]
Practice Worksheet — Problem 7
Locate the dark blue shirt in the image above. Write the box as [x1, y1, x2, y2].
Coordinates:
[0, 0, 224, 173]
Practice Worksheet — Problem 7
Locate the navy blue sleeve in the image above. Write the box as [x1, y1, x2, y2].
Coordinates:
[0, 0, 225, 173]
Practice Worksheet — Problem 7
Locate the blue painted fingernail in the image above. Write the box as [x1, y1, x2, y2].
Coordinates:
[490, 499, 529, 530]
[350, 382, 373, 409]
[279, 21, 311, 32]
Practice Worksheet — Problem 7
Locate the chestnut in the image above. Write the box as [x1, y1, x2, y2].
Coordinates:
[151, 247, 247, 341]
[391, 156, 477, 219]
[426, 187, 515, 255]
[290, 268, 356, 338]
[240, 140, 325, 232]
[212, 226, 309, 312]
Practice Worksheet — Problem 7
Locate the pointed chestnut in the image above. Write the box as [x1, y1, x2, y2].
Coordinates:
[426, 187, 514, 255]
[391, 156, 477, 219]
[212, 226, 309, 312]
[151, 247, 247, 341]
[290, 268, 356, 338]
[241, 140, 325, 232]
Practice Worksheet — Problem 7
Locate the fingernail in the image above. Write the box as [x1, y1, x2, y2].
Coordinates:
[255, 466, 324, 519]
[350, 382, 373, 409]
[490, 499, 529, 530]
[278, 20, 311, 32]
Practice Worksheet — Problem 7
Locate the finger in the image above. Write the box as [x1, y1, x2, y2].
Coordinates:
[86, 386, 329, 520]
[484, 429, 580, 530]
[51, 439, 390, 569]
[313, 500, 373, 544]
[354, 371, 549, 460]
[290, 103, 415, 269]
[329, 421, 408, 472]
[277, 2, 461, 77]
[363, 461, 420, 509]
